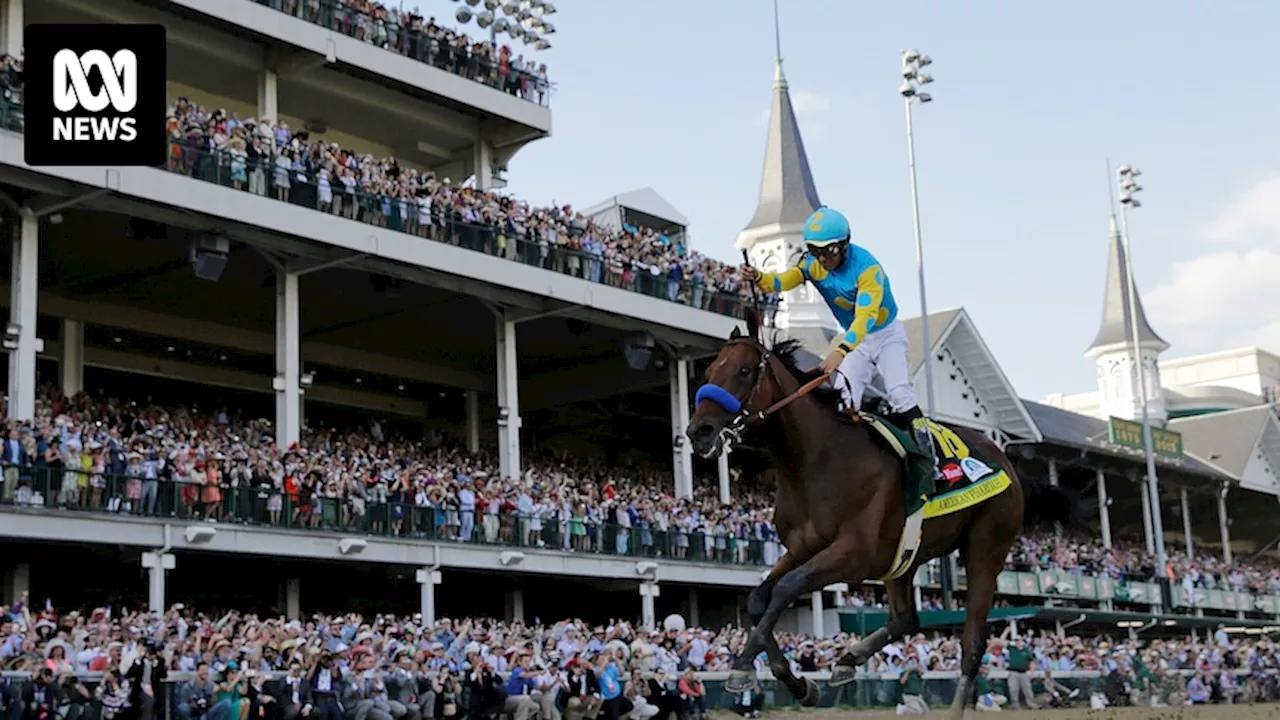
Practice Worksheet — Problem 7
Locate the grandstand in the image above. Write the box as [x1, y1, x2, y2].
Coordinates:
[0, 0, 1278, 684]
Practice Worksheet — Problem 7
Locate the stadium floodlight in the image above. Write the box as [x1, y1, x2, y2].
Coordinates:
[477, 11, 494, 28]
[900, 47, 939, 419]
[533, 38, 551, 50]
[456, 6, 473, 23]
[1116, 162, 1168, 604]
[484, 0, 500, 8]
[456, 0, 556, 51]
[508, 24, 526, 40]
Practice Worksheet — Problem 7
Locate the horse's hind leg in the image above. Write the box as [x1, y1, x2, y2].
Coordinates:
[727, 541, 863, 696]
[830, 571, 920, 686]
[949, 529, 1009, 720]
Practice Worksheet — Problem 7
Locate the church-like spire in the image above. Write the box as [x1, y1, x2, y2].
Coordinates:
[1086, 215, 1168, 356]
[736, 0, 821, 246]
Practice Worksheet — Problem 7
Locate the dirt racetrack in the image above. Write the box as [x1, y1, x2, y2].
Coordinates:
[748, 703, 1280, 719]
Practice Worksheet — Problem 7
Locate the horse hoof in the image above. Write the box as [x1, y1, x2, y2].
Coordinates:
[724, 670, 756, 694]
[828, 664, 858, 687]
[799, 678, 822, 707]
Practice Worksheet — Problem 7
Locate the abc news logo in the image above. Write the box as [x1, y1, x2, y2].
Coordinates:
[25, 24, 166, 167]
[53, 49, 139, 142]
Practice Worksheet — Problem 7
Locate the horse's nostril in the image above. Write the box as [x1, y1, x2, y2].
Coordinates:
[689, 422, 713, 439]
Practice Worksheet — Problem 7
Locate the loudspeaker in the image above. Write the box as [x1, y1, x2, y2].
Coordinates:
[189, 234, 230, 282]
[622, 332, 655, 371]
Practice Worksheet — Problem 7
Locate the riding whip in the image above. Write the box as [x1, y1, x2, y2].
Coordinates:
[741, 249, 762, 339]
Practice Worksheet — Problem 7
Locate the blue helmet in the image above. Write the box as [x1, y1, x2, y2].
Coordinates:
[802, 206, 851, 247]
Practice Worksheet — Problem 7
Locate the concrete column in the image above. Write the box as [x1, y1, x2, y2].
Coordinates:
[495, 315, 521, 480]
[1047, 457, 1058, 486]
[1180, 486, 1194, 558]
[284, 577, 301, 620]
[274, 272, 302, 448]
[141, 551, 175, 614]
[59, 319, 84, 397]
[4, 562, 28, 606]
[472, 141, 494, 192]
[7, 212, 40, 422]
[416, 567, 442, 627]
[507, 589, 525, 623]
[1096, 468, 1112, 549]
[717, 450, 731, 505]
[1135, 469, 1154, 555]
[0, 0, 21, 58]
[465, 390, 480, 454]
[639, 581, 659, 630]
[1218, 485, 1232, 565]
[257, 68, 279, 125]
[669, 357, 693, 499]
[810, 591, 824, 638]
[687, 587, 700, 628]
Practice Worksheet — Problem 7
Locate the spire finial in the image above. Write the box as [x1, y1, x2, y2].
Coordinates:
[773, 0, 782, 62]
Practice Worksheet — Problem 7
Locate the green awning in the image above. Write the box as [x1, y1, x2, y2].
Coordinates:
[838, 606, 1280, 635]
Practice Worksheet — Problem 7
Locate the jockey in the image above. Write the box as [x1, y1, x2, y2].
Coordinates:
[740, 205, 943, 488]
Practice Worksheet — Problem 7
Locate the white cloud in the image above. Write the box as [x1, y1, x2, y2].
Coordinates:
[757, 89, 831, 125]
[1146, 176, 1280, 354]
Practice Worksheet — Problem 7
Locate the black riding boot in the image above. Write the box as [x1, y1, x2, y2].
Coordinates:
[900, 406, 943, 493]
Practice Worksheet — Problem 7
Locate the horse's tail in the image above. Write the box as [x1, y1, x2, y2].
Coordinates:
[1020, 475, 1082, 530]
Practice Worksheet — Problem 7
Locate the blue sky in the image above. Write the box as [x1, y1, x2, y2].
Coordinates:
[502, 0, 1280, 400]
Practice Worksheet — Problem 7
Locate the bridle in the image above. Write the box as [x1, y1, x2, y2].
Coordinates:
[692, 337, 834, 457]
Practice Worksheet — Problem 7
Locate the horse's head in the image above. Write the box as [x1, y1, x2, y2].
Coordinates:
[686, 327, 788, 459]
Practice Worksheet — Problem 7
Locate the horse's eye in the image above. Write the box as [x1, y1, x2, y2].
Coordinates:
[739, 366, 752, 377]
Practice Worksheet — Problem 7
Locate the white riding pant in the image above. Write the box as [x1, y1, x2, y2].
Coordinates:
[832, 319, 918, 414]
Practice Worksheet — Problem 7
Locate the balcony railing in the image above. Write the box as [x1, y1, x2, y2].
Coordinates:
[2, 466, 779, 567]
[248, 0, 554, 107]
[0, 100, 748, 320]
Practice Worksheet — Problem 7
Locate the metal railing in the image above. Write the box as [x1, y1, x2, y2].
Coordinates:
[1, 466, 779, 567]
[247, 0, 553, 107]
[1, 668, 1272, 713]
[0, 100, 747, 320]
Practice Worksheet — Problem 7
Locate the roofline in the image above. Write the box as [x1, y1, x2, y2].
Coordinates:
[1159, 346, 1280, 367]
[1084, 339, 1170, 360]
[937, 309, 1044, 442]
[1168, 403, 1277, 423]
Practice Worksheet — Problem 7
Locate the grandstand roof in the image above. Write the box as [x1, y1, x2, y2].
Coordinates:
[1170, 405, 1280, 493]
[1022, 400, 1227, 479]
[739, 58, 822, 240]
[1086, 215, 1168, 355]
[582, 187, 688, 228]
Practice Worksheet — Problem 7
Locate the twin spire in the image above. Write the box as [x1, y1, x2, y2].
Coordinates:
[739, 0, 821, 239]
[1086, 215, 1167, 355]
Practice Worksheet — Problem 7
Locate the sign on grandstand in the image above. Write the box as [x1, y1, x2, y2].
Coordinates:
[23, 24, 167, 167]
[1107, 416, 1183, 459]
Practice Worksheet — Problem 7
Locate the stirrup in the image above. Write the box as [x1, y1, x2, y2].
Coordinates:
[910, 419, 944, 482]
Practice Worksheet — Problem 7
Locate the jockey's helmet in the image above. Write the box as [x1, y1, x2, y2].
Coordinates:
[802, 206, 851, 248]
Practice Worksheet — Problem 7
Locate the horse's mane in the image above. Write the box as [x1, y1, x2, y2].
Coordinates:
[769, 339, 855, 423]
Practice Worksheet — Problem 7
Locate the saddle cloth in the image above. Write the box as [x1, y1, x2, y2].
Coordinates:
[860, 412, 1013, 580]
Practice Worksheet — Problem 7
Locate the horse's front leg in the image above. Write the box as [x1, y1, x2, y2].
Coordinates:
[747, 553, 798, 623]
[727, 541, 866, 701]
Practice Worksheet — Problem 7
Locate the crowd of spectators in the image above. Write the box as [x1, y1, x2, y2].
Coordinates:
[1008, 532, 1280, 597]
[0, 388, 782, 568]
[159, 97, 753, 317]
[2, 596, 1277, 720]
[252, 0, 552, 106]
[6, 386, 1280, 594]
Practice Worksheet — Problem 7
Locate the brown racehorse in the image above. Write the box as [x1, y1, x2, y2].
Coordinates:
[686, 329, 1073, 720]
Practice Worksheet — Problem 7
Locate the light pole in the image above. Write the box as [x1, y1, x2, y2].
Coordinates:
[1117, 163, 1169, 602]
[454, 0, 556, 51]
[900, 49, 936, 414]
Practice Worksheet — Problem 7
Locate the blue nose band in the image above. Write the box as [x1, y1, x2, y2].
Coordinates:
[694, 384, 742, 415]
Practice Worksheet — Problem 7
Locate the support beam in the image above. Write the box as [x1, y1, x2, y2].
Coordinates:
[466, 390, 480, 454]
[669, 357, 693, 499]
[495, 313, 521, 481]
[275, 271, 302, 448]
[4, 562, 28, 607]
[1047, 457, 1060, 536]
[0, 0, 21, 57]
[141, 551, 175, 614]
[7, 212, 39, 421]
[1218, 485, 1233, 565]
[416, 567, 442, 627]
[257, 67, 279, 125]
[1181, 486, 1194, 558]
[1136, 469, 1154, 555]
[472, 141, 494, 191]
[507, 589, 525, 623]
[1096, 468, 1112, 549]
[639, 581, 659, 631]
[687, 587, 700, 628]
[60, 319, 84, 397]
[284, 577, 301, 620]
[811, 591, 825, 638]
